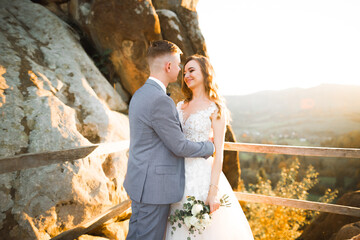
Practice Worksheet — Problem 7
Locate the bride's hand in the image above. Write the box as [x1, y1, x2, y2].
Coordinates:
[205, 186, 220, 213]
[208, 128, 214, 143]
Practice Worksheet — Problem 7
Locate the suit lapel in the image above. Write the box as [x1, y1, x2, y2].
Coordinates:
[175, 111, 183, 132]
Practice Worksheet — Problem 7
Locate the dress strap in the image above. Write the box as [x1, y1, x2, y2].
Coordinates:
[207, 102, 218, 116]
[176, 100, 184, 111]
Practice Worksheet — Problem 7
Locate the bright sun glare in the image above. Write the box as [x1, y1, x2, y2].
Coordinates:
[197, 0, 360, 96]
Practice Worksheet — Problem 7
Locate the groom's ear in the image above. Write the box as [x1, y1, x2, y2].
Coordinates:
[165, 61, 171, 73]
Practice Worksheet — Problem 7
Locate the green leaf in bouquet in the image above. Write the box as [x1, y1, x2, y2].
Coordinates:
[186, 203, 191, 209]
[204, 205, 210, 213]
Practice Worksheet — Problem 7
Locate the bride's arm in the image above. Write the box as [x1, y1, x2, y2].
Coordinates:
[206, 109, 226, 213]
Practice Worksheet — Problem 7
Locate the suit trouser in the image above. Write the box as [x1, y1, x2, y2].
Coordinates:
[127, 200, 170, 240]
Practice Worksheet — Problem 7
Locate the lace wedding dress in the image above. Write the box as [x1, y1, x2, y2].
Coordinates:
[164, 101, 254, 240]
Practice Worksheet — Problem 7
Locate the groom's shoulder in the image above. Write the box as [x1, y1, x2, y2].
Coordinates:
[134, 84, 159, 100]
[132, 82, 168, 106]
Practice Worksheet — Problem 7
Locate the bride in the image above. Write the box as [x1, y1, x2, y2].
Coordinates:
[165, 55, 254, 240]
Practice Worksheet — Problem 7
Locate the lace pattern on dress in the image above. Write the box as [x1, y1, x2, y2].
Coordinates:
[176, 100, 217, 142]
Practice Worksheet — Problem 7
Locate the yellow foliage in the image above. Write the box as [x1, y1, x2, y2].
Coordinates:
[244, 158, 337, 240]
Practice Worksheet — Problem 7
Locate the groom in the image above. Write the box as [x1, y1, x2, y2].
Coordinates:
[123, 40, 214, 240]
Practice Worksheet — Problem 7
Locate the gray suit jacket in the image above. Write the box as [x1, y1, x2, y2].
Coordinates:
[123, 79, 214, 204]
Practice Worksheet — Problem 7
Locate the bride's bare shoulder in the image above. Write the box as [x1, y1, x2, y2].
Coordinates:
[178, 100, 188, 110]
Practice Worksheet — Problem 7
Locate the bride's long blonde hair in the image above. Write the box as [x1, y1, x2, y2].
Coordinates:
[181, 54, 229, 122]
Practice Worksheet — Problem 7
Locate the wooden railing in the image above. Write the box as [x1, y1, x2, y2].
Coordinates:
[1, 141, 360, 239]
[0, 141, 130, 174]
[224, 142, 360, 158]
[2, 141, 360, 174]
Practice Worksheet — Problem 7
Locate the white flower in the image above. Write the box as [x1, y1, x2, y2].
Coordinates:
[191, 204, 203, 216]
[202, 213, 211, 225]
[184, 216, 198, 228]
[194, 220, 204, 230]
[190, 216, 198, 226]
[184, 216, 192, 228]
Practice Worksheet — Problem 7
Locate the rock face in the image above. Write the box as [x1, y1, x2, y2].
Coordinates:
[86, 0, 162, 95]
[0, 0, 129, 239]
[156, 9, 196, 61]
[299, 191, 360, 240]
[56, 0, 208, 98]
[333, 221, 360, 240]
[98, 219, 130, 240]
[153, 0, 207, 57]
[61, 0, 162, 96]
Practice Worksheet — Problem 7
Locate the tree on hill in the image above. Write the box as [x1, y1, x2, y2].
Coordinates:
[321, 130, 360, 148]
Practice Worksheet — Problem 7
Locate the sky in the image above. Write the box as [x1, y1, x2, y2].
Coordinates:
[197, 0, 360, 96]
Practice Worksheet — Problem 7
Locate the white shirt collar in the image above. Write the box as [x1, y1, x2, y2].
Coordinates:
[149, 76, 166, 94]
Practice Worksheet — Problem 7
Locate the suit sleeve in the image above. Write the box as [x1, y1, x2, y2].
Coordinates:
[151, 95, 214, 158]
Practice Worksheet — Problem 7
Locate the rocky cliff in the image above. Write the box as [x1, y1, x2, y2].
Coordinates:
[0, 0, 241, 239]
[299, 191, 360, 240]
[0, 0, 129, 239]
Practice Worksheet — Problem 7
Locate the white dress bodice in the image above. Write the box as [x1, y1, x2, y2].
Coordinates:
[177, 100, 217, 142]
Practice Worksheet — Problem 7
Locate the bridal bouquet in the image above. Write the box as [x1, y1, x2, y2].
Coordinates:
[168, 195, 231, 239]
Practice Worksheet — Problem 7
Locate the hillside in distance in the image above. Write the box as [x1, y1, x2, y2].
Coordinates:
[225, 84, 360, 145]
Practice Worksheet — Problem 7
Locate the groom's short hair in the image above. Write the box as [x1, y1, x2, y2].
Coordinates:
[147, 40, 182, 62]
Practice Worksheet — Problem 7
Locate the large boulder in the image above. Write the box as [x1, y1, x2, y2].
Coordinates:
[97, 219, 130, 240]
[67, 0, 162, 96]
[333, 221, 360, 240]
[0, 0, 129, 239]
[299, 191, 360, 240]
[65, 0, 208, 98]
[153, 0, 207, 57]
[156, 9, 194, 60]
[40, 0, 208, 98]
[87, 0, 163, 95]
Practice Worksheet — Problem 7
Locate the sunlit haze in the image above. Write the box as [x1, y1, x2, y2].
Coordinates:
[197, 0, 360, 96]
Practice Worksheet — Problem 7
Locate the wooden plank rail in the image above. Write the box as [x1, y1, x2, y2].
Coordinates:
[0, 140, 130, 174]
[51, 199, 131, 240]
[235, 192, 360, 217]
[1, 141, 359, 175]
[225, 142, 360, 158]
